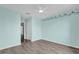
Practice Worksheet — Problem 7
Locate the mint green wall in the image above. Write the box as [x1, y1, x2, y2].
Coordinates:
[42, 14, 79, 48]
[32, 17, 42, 41]
[0, 6, 21, 49]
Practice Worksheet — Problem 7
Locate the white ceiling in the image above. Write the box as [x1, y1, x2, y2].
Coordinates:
[1, 4, 79, 19]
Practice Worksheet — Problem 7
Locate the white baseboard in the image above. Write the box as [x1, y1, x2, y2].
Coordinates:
[0, 43, 21, 50]
[31, 39, 36, 41]
[42, 39, 79, 49]
[31, 39, 43, 42]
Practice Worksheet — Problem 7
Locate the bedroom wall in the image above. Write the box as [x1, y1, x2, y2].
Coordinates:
[0, 6, 21, 50]
[32, 17, 42, 41]
[25, 18, 32, 40]
[20, 16, 42, 41]
[42, 13, 79, 48]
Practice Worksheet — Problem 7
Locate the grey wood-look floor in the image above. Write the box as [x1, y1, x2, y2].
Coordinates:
[0, 40, 79, 54]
